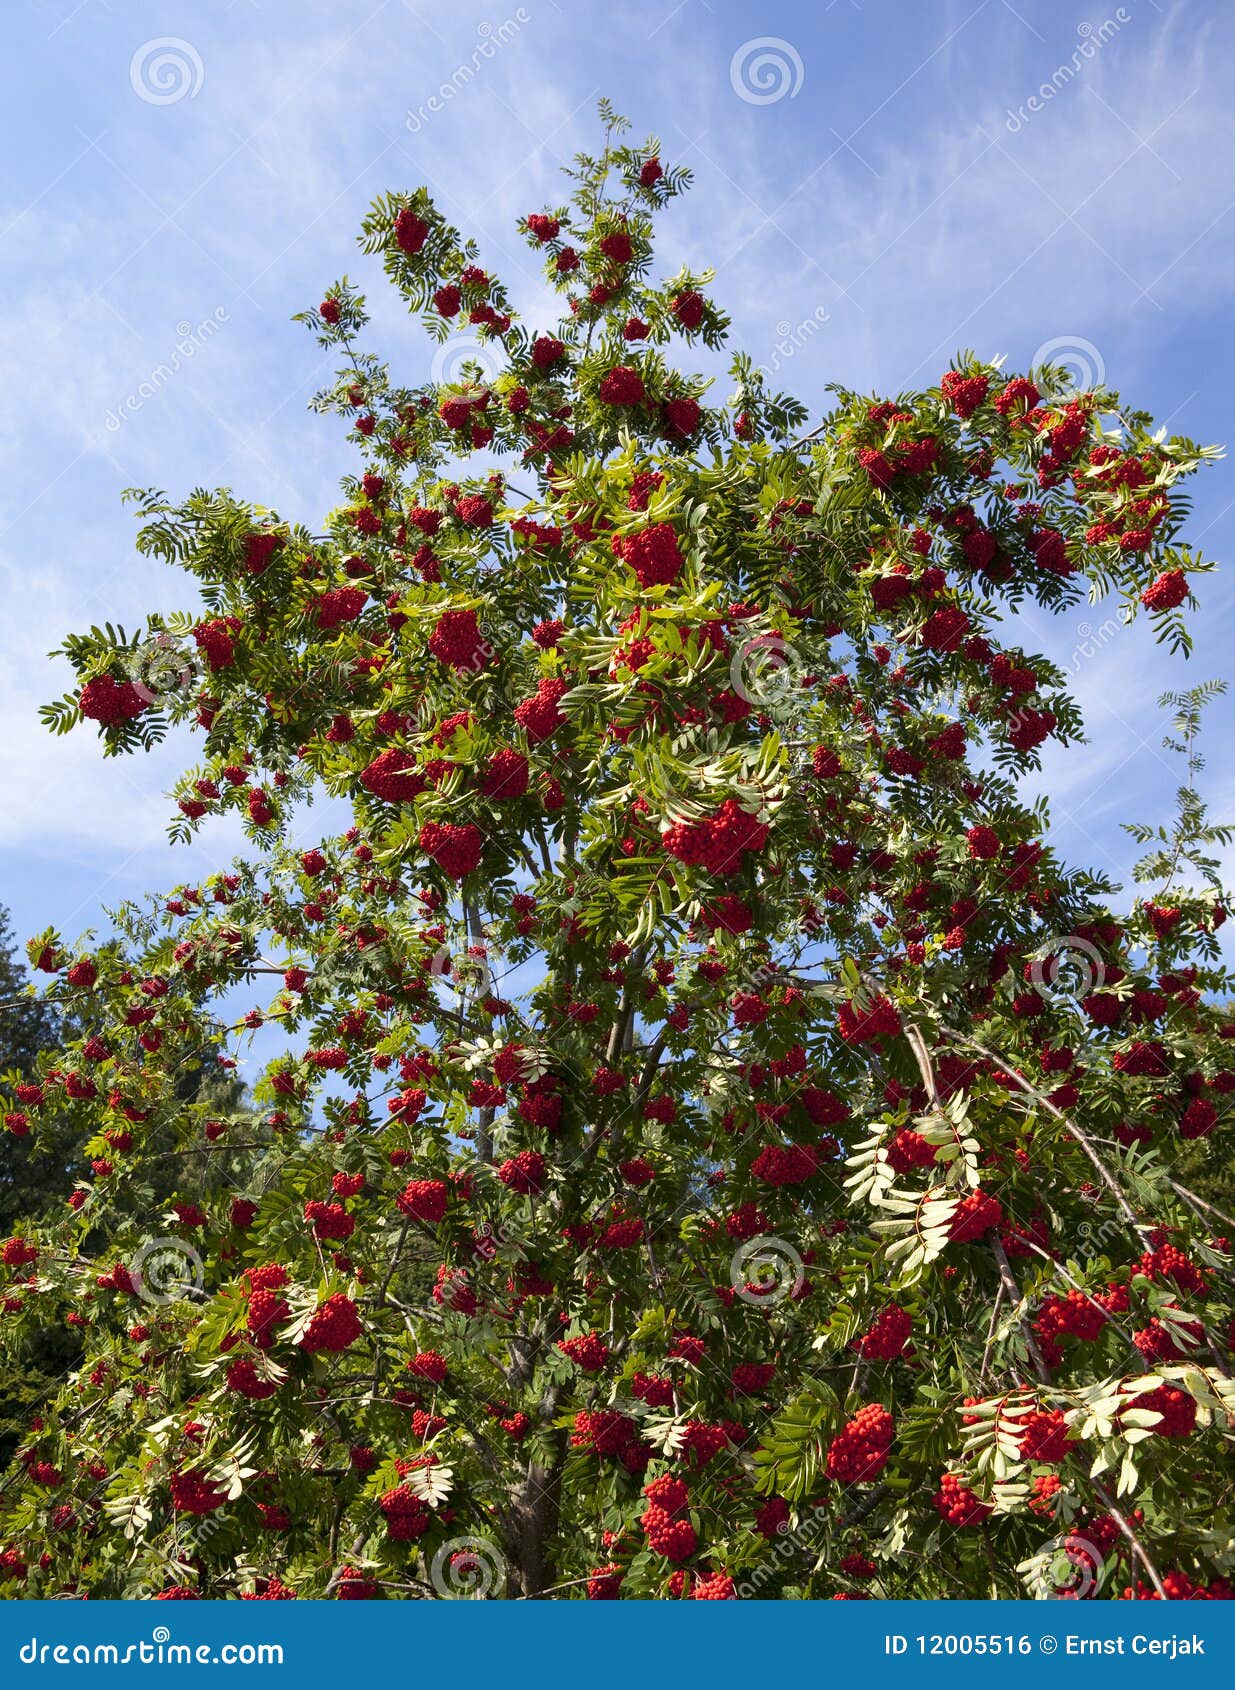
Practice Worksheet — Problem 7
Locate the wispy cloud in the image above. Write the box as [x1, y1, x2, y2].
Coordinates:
[2, 0, 1232, 943]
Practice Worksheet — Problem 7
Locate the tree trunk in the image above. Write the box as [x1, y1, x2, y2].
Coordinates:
[506, 1432, 567, 1598]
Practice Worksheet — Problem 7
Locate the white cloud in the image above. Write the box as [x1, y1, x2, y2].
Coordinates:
[3, 0, 1232, 926]
[675, 6, 1235, 396]
[0, 556, 199, 854]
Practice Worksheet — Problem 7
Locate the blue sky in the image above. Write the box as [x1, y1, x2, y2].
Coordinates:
[2, 0, 1234, 964]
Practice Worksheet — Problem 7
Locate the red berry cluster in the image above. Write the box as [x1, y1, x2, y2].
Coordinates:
[640, 1473, 696, 1561]
[1032, 1286, 1124, 1364]
[304, 1200, 353, 1242]
[335, 1567, 378, 1600]
[692, 1571, 736, 1600]
[615, 523, 685, 590]
[394, 209, 428, 254]
[932, 1473, 992, 1526]
[587, 1563, 624, 1599]
[600, 365, 646, 406]
[226, 1358, 279, 1400]
[361, 748, 425, 803]
[731, 1362, 776, 1395]
[1016, 1408, 1076, 1464]
[557, 1332, 610, 1372]
[1127, 1385, 1196, 1439]
[427, 608, 491, 670]
[299, 1294, 362, 1353]
[79, 675, 147, 726]
[169, 1471, 229, 1516]
[247, 1282, 290, 1349]
[379, 1485, 431, 1540]
[662, 798, 768, 875]
[418, 821, 484, 881]
[497, 1150, 546, 1194]
[837, 995, 901, 1044]
[1138, 1242, 1208, 1297]
[396, 1178, 448, 1223]
[314, 586, 366, 629]
[481, 747, 529, 799]
[966, 824, 1001, 859]
[857, 1304, 912, 1360]
[750, 1143, 819, 1186]
[941, 370, 990, 419]
[1141, 569, 1190, 612]
[513, 676, 569, 743]
[948, 1187, 1003, 1243]
[571, 1409, 638, 1457]
[825, 1405, 895, 1485]
[884, 1129, 938, 1175]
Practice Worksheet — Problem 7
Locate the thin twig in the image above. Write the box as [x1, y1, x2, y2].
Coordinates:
[1090, 1480, 1168, 1600]
[988, 1233, 1051, 1386]
[979, 1282, 1005, 1385]
[939, 1025, 1152, 1244]
[1166, 1178, 1235, 1233]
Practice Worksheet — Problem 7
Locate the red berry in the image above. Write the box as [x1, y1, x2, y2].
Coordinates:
[825, 1404, 895, 1485]
[394, 209, 429, 254]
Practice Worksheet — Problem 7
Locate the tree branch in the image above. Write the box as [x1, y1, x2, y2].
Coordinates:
[938, 1024, 1153, 1245]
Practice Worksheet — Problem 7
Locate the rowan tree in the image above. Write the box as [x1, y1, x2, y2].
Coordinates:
[0, 903, 78, 1470]
[0, 901, 258, 1473]
[0, 902, 64, 1233]
[1, 104, 1233, 1602]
